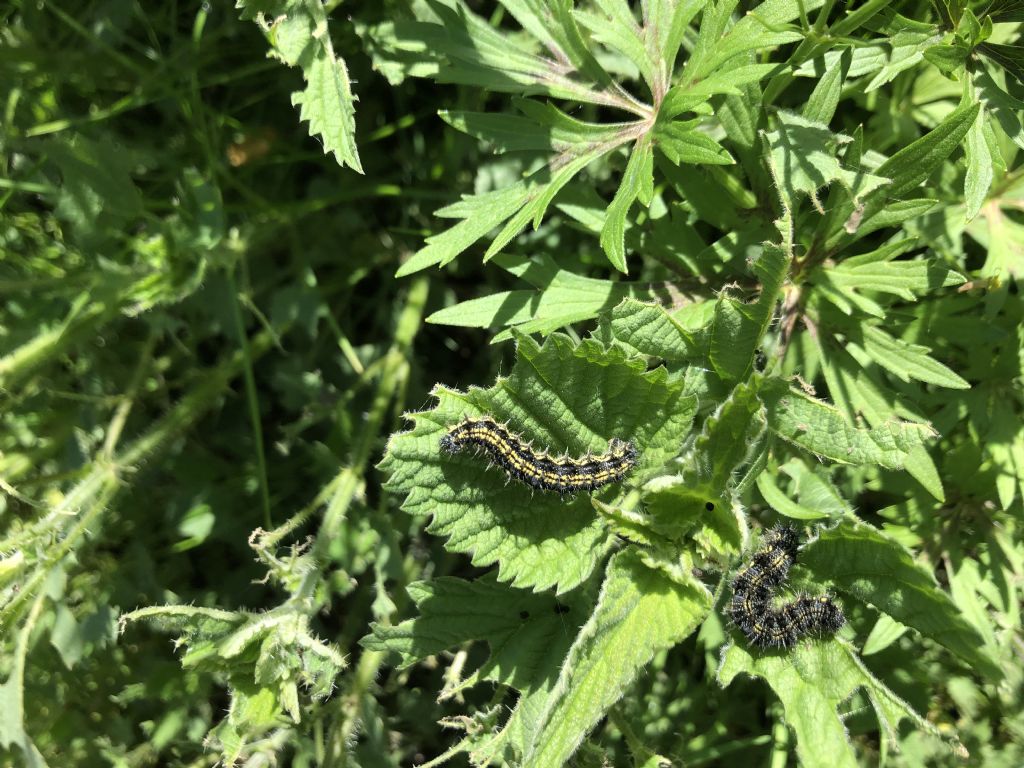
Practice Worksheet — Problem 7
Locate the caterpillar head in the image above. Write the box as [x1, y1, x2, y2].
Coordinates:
[609, 438, 639, 464]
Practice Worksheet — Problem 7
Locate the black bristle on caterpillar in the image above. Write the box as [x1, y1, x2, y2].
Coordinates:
[729, 525, 845, 649]
[439, 417, 638, 495]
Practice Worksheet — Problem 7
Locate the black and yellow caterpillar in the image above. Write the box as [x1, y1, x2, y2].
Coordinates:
[729, 525, 845, 649]
[439, 417, 638, 495]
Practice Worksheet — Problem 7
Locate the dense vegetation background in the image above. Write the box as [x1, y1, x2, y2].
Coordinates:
[2, 1, 1023, 766]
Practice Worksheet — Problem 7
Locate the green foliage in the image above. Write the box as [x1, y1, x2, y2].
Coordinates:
[238, 0, 364, 172]
[3, 1, 1024, 767]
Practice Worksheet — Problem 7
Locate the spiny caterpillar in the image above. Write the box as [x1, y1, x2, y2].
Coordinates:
[439, 417, 638, 495]
[729, 525, 845, 649]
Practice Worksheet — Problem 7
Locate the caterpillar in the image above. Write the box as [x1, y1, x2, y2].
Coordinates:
[439, 417, 638, 494]
[729, 525, 845, 649]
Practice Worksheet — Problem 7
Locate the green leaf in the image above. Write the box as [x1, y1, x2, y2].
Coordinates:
[719, 638, 967, 765]
[802, 49, 850, 125]
[861, 614, 911, 655]
[825, 99, 978, 247]
[686, 0, 825, 81]
[0, 597, 50, 768]
[813, 241, 965, 307]
[396, 184, 532, 277]
[120, 601, 345, 737]
[49, 603, 116, 670]
[401, 103, 638, 275]
[368, 2, 619, 106]
[985, 399, 1024, 511]
[653, 121, 734, 165]
[494, 0, 614, 89]
[710, 243, 789, 381]
[601, 136, 655, 272]
[987, 0, 1024, 22]
[45, 134, 143, 236]
[815, 337, 946, 500]
[380, 331, 698, 593]
[426, 254, 649, 338]
[863, 23, 942, 92]
[642, 381, 764, 555]
[763, 111, 888, 211]
[574, 2, 656, 91]
[239, 0, 362, 172]
[873, 99, 980, 200]
[522, 551, 711, 767]
[690, 380, 766, 492]
[761, 378, 933, 468]
[661, 64, 780, 119]
[858, 324, 970, 389]
[764, 111, 848, 206]
[363, 577, 569, 689]
[756, 457, 850, 521]
[794, 44, 888, 80]
[978, 41, 1024, 85]
[606, 297, 704, 365]
[974, 62, 1024, 150]
[644, 0, 706, 77]
[800, 519, 1001, 679]
[923, 42, 970, 77]
[757, 471, 829, 520]
[964, 106, 994, 221]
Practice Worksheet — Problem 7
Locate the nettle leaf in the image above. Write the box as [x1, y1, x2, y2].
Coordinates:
[522, 550, 712, 767]
[644, 381, 761, 556]
[800, 519, 1001, 679]
[689, 380, 766, 493]
[761, 378, 933, 468]
[363, 576, 569, 691]
[606, 297, 705, 365]
[718, 639, 967, 766]
[711, 243, 789, 382]
[380, 331, 697, 593]
[238, 0, 362, 172]
[120, 603, 345, 743]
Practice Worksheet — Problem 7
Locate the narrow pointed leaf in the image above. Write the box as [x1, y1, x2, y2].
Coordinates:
[523, 551, 711, 767]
